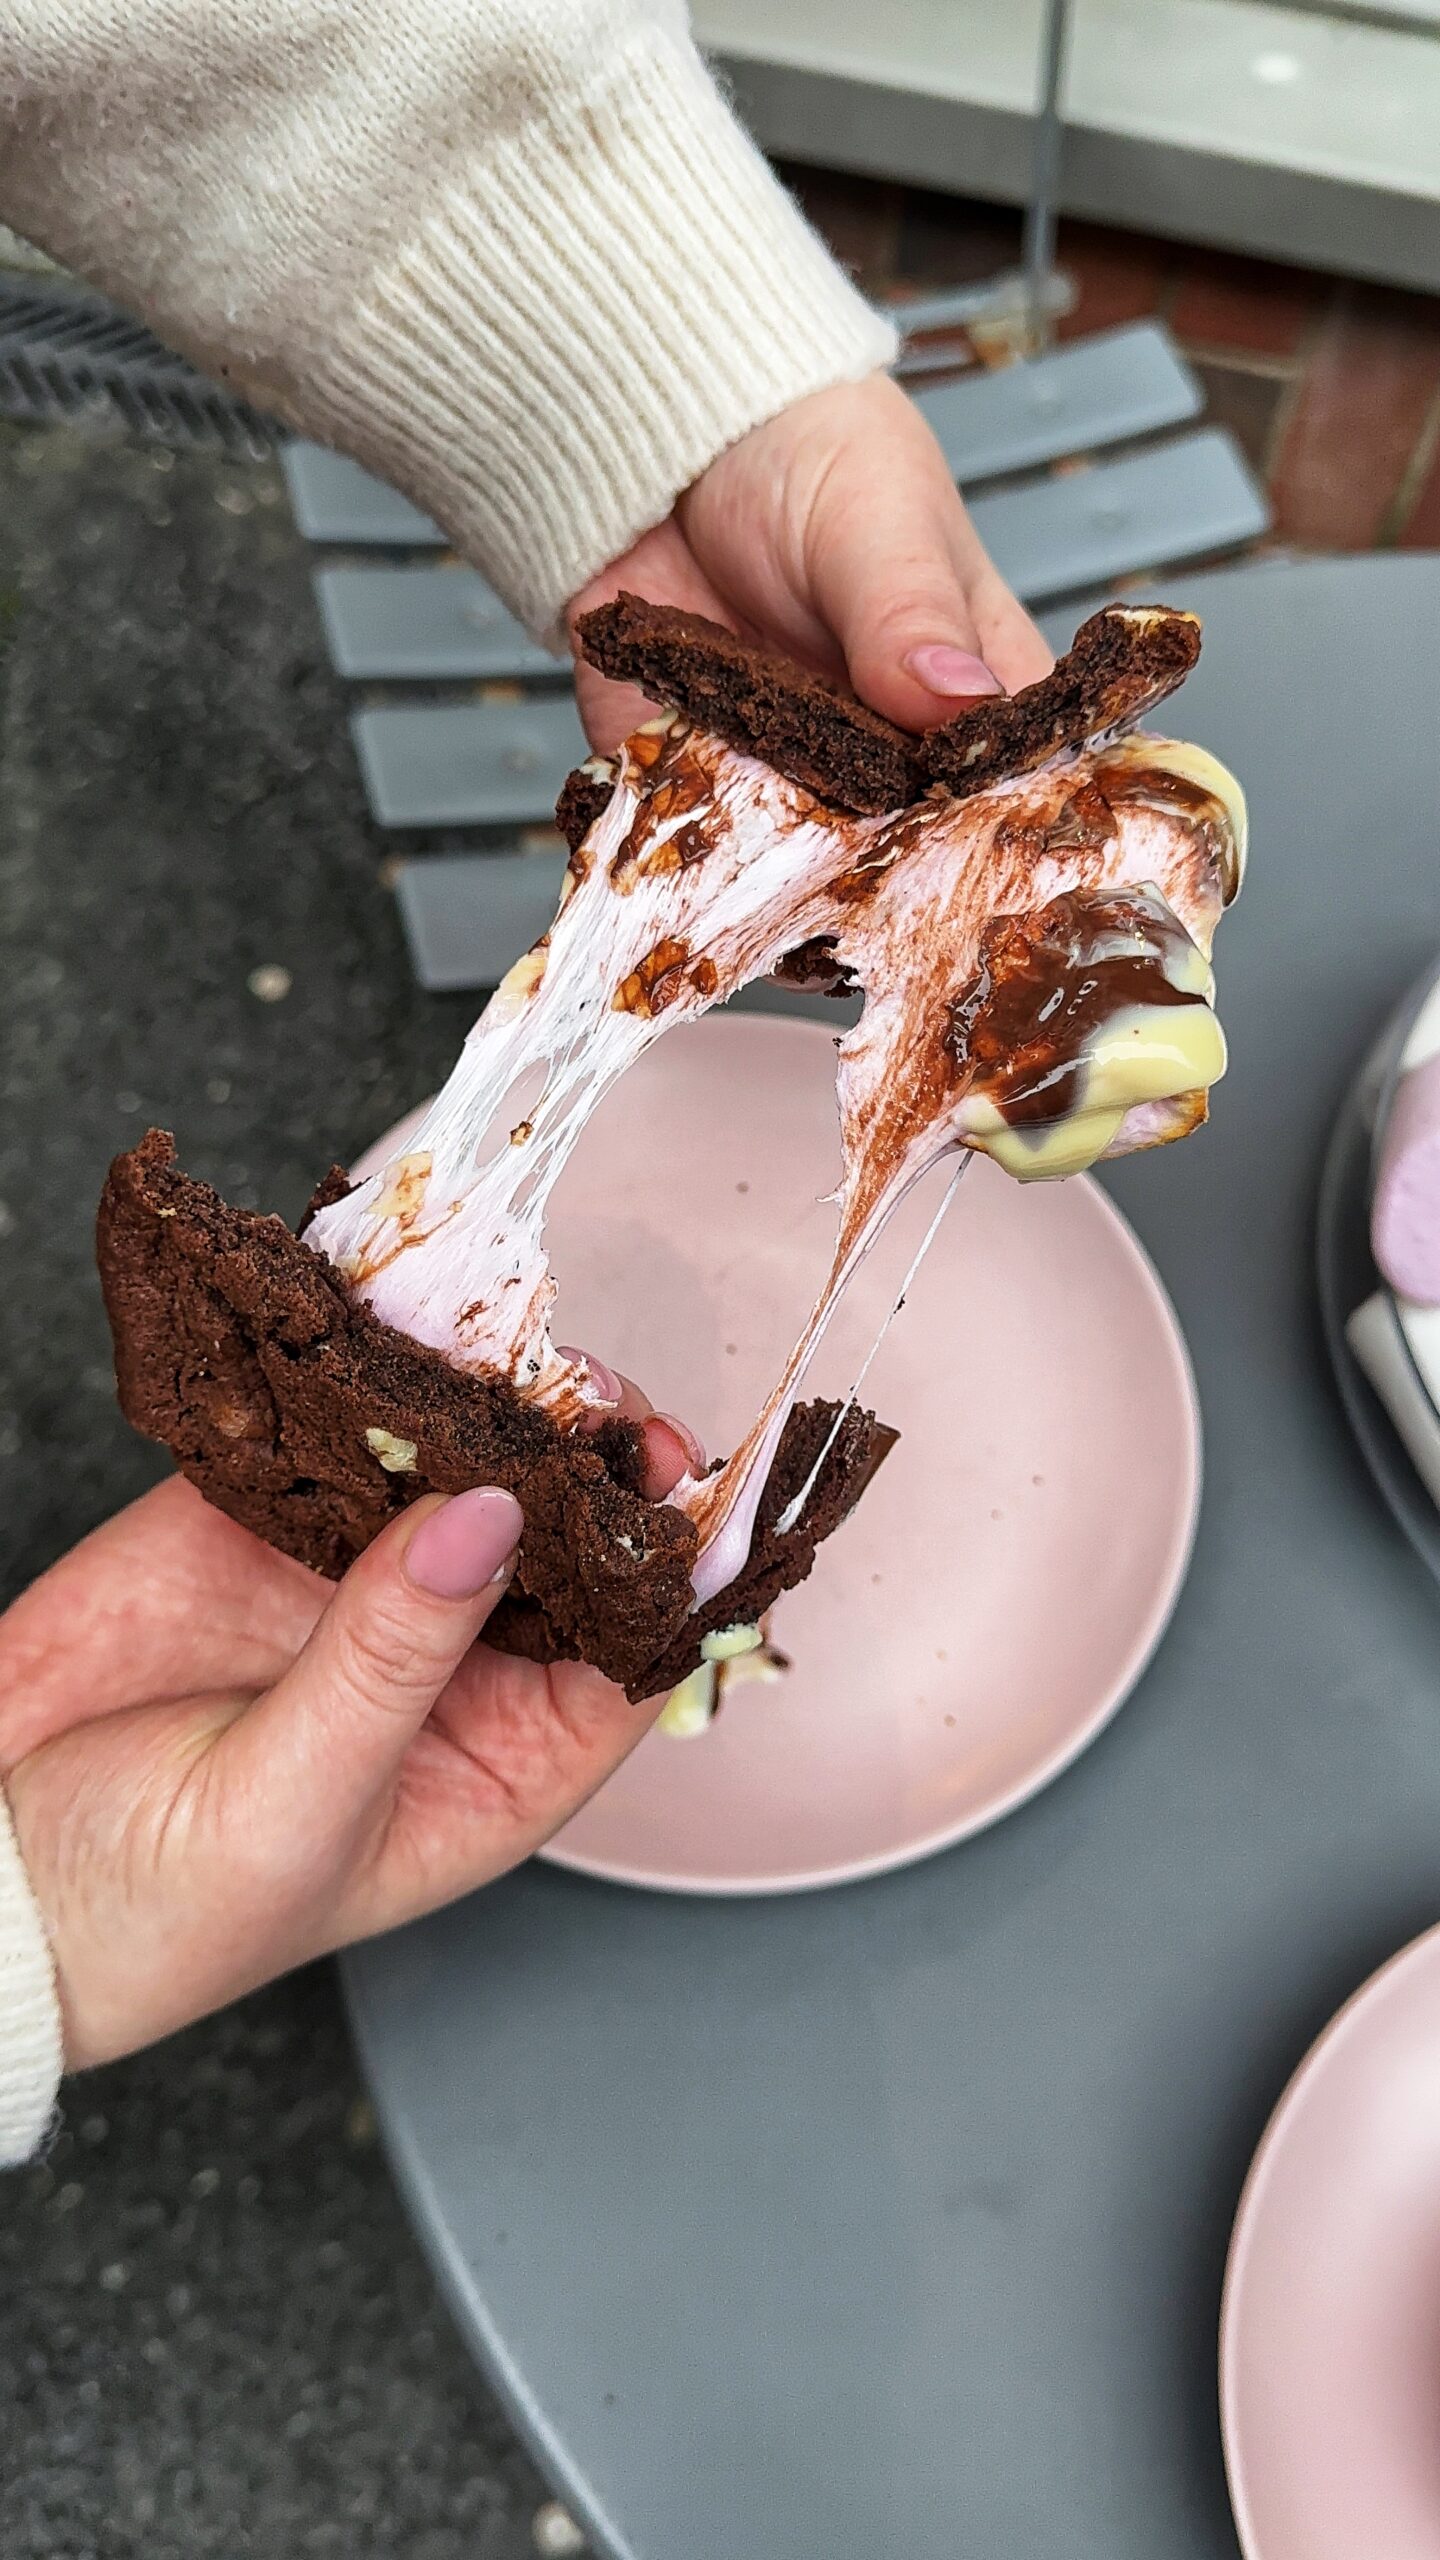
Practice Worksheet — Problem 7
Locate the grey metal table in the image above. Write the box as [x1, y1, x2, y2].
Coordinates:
[343, 557, 1440, 2560]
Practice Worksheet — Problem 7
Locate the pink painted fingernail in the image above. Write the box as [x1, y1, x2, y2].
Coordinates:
[655, 1412, 707, 1476]
[406, 1488, 523, 1598]
[556, 1345, 622, 1405]
[904, 644, 1004, 698]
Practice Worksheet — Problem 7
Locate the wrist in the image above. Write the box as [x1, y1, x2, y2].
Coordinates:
[0, 1780, 64, 2163]
[302, 26, 897, 641]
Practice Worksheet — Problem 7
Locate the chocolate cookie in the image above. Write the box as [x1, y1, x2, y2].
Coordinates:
[97, 1131, 895, 1700]
[575, 592, 924, 815]
[919, 605, 1201, 800]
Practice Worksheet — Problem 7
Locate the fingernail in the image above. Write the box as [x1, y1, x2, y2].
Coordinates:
[556, 1345, 622, 1405]
[406, 1488, 523, 1599]
[904, 644, 1004, 699]
[654, 1412, 707, 1476]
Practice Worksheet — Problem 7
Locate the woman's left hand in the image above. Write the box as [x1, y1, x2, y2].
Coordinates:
[569, 372, 1053, 751]
[0, 1438, 683, 2072]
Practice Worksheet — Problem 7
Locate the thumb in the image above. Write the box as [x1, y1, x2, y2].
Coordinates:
[227, 1488, 523, 1841]
[800, 383, 1048, 731]
[567, 513, 738, 753]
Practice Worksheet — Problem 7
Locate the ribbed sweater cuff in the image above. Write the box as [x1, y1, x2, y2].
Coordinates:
[0, 1786, 63, 2166]
[306, 29, 897, 640]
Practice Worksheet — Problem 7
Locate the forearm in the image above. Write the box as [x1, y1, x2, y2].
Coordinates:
[0, 0, 895, 636]
[0, 1788, 62, 2166]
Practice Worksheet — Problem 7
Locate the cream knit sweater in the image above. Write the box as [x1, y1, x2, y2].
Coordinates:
[0, 0, 895, 636]
[0, 0, 895, 2163]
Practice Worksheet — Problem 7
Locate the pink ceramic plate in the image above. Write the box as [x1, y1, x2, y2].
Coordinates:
[1222, 1923, 1440, 2560]
[356, 1012, 1200, 1893]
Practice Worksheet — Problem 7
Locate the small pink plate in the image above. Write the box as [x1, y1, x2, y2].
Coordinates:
[1222, 1923, 1440, 2560]
[358, 1011, 1199, 1895]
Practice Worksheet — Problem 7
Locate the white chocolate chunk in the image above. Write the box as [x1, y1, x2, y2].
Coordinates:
[700, 1623, 764, 1662]
[364, 1426, 419, 1473]
[657, 1661, 718, 1736]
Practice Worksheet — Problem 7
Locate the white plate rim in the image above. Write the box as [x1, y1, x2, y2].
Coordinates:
[1219, 1915, 1440, 2560]
[538, 1171, 1204, 1898]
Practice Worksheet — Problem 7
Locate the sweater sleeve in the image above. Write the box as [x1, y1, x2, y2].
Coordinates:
[0, 0, 896, 638]
[0, 1788, 63, 2167]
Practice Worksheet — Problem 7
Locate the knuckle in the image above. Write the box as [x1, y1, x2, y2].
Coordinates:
[862, 583, 976, 664]
[327, 1591, 446, 1718]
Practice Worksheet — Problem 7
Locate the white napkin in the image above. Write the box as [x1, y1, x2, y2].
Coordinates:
[1346, 1293, 1440, 1511]
[1347, 968, 1440, 1508]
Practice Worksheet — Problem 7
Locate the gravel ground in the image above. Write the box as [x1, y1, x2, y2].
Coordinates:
[0, 421, 557, 2559]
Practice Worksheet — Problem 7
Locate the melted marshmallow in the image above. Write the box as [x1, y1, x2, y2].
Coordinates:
[306, 720, 1244, 1606]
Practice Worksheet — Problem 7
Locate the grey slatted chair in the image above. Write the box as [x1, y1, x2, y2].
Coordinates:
[281, 0, 1267, 990]
[0, 0, 1269, 994]
[287, 313, 1265, 994]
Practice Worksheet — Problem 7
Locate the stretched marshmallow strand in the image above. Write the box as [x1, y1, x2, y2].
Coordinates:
[307, 710, 1244, 1608]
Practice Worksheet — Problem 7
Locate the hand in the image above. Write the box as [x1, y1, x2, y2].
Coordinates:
[1, 1364, 702, 2074]
[569, 372, 1054, 752]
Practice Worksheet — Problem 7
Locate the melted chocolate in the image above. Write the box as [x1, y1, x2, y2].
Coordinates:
[1100, 764, 1241, 898]
[773, 935, 857, 998]
[991, 781, 1118, 862]
[832, 804, 933, 901]
[946, 891, 1204, 1126]
[608, 734, 716, 891]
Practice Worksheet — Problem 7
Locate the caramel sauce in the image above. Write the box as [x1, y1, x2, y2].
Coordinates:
[946, 891, 1203, 1126]
[608, 750, 714, 890]
[626, 726, 670, 773]
[613, 936, 693, 1018]
[991, 781, 1117, 862]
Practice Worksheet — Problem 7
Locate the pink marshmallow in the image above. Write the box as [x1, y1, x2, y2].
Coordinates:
[1373, 1050, 1440, 1307]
